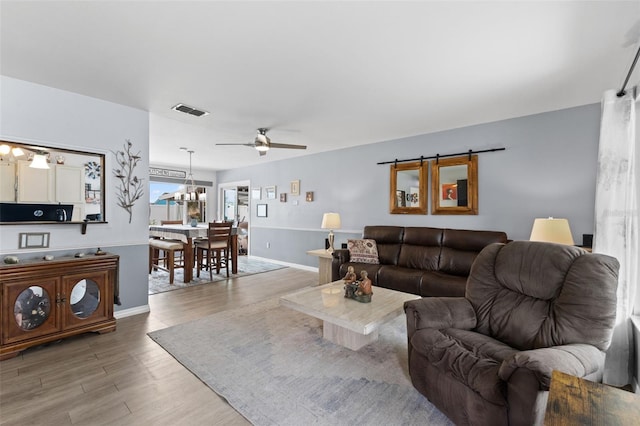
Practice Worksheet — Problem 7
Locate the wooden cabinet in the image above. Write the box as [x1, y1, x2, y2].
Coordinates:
[17, 160, 54, 202]
[0, 254, 118, 360]
[13, 161, 85, 221]
[0, 162, 16, 202]
[55, 164, 85, 221]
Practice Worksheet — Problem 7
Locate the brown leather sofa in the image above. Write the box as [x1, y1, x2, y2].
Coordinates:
[331, 225, 508, 297]
[404, 241, 619, 425]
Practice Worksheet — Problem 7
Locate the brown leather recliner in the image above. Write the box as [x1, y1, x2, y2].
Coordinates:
[404, 241, 619, 426]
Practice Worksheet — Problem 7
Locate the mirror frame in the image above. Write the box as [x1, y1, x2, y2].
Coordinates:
[431, 154, 478, 215]
[389, 160, 428, 215]
[0, 140, 106, 224]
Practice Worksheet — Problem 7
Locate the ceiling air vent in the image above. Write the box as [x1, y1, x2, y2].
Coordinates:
[171, 103, 209, 117]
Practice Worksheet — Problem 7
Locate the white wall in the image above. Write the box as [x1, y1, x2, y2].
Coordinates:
[0, 76, 150, 311]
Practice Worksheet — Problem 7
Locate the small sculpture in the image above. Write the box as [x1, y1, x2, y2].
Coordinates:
[356, 270, 373, 296]
[344, 270, 373, 303]
[342, 266, 357, 284]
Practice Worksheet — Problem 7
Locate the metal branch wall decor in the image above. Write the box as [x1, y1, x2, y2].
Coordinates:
[112, 139, 143, 223]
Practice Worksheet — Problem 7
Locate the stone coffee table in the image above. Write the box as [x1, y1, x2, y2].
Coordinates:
[279, 280, 420, 350]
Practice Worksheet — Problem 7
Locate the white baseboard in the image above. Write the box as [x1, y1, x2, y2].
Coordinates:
[114, 304, 150, 319]
[250, 255, 318, 273]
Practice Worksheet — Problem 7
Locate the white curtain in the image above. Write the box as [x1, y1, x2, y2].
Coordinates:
[594, 87, 639, 386]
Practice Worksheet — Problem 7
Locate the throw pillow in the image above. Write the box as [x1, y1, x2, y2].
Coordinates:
[348, 239, 380, 264]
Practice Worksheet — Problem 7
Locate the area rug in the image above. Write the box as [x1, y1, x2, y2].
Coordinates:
[148, 256, 286, 295]
[148, 298, 453, 425]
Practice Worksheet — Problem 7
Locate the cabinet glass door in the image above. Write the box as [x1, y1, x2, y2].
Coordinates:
[3, 279, 60, 344]
[62, 271, 109, 328]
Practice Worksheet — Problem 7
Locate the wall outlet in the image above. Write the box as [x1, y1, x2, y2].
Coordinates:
[266, 242, 270, 248]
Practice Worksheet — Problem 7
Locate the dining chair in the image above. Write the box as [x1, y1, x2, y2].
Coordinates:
[195, 221, 233, 279]
[148, 220, 185, 284]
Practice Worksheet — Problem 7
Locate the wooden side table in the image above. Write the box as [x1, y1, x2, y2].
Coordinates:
[306, 249, 334, 285]
[544, 370, 640, 425]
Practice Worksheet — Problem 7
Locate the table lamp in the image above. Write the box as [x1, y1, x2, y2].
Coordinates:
[321, 213, 341, 253]
[529, 217, 574, 245]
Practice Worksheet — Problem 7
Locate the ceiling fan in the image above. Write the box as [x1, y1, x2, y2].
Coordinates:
[216, 128, 307, 156]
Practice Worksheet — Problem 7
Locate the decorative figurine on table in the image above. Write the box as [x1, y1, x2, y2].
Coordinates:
[344, 270, 373, 303]
[343, 266, 357, 284]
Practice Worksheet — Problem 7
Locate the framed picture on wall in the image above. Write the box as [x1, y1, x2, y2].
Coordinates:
[265, 186, 276, 199]
[257, 204, 268, 217]
[290, 180, 300, 195]
[280, 193, 287, 202]
[251, 187, 261, 199]
[306, 191, 314, 202]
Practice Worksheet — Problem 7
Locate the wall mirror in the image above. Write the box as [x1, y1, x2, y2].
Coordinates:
[0, 140, 105, 224]
[389, 160, 428, 214]
[431, 155, 478, 215]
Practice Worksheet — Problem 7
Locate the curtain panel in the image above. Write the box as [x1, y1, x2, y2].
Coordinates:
[594, 87, 639, 386]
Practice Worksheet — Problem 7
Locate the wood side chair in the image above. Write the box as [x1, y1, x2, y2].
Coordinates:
[195, 221, 233, 280]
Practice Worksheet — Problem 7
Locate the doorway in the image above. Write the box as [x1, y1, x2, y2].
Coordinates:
[218, 180, 250, 255]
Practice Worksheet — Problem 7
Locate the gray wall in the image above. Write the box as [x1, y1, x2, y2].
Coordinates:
[217, 103, 600, 267]
[0, 76, 151, 312]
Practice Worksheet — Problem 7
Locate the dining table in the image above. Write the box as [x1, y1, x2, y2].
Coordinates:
[149, 223, 238, 282]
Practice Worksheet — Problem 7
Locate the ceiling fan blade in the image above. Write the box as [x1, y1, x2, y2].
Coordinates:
[268, 142, 307, 150]
[215, 143, 256, 147]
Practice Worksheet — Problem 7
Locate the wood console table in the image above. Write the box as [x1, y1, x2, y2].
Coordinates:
[544, 370, 640, 425]
[1, 254, 118, 360]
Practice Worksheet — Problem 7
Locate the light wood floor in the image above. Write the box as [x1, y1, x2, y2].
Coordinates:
[0, 266, 317, 425]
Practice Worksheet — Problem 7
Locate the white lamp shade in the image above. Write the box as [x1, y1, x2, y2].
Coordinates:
[321, 213, 341, 230]
[529, 218, 574, 245]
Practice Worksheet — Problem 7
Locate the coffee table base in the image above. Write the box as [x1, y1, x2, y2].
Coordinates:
[323, 321, 379, 350]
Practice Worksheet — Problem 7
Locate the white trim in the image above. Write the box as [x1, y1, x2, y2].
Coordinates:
[250, 225, 362, 234]
[0, 241, 148, 256]
[0, 133, 110, 155]
[114, 304, 150, 319]
[250, 255, 318, 273]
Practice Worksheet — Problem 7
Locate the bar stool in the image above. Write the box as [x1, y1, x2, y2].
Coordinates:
[195, 221, 233, 280]
[148, 220, 185, 284]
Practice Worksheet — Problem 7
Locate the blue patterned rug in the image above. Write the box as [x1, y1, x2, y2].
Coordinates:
[148, 298, 453, 425]
[148, 256, 286, 295]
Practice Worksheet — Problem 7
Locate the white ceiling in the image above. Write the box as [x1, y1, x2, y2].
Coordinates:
[2, 1, 639, 170]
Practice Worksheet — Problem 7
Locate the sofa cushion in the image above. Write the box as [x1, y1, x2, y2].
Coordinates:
[439, 229, 508, 276]
[410, 327, 515, 405]
[397, 227, 443, 270]
[363, 226, 403, 265]
[376, 266, 422, 294]
[420, 271, 467, 297]
[347, 239, 380, 264]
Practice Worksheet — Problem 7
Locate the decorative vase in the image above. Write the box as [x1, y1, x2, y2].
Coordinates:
[190, 218, 198, 227]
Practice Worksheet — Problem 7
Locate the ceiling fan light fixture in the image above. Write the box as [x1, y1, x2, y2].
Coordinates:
[255, 144, 269, 152]
[30, 152, 50, 169]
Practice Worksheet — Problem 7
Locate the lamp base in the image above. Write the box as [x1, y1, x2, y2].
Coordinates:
[327, 230, 335, 254]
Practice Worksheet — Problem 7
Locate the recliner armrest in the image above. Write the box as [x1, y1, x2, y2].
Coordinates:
[331, 249, 350, 281]
[404, 297, 476, 338]
[498, 344, 605, 390]
[332, 248, 350, 263]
